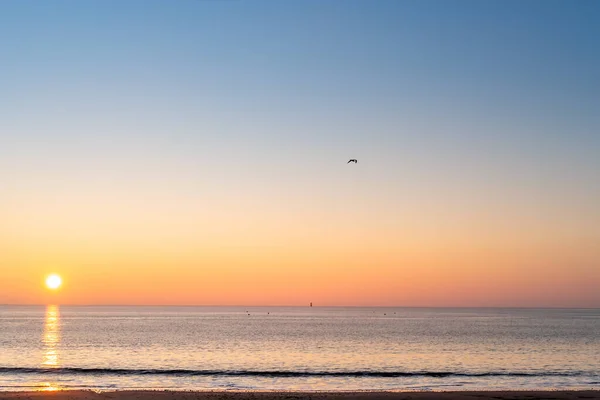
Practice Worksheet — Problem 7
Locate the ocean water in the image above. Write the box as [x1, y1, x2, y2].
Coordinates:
[0, 306, 599, 392]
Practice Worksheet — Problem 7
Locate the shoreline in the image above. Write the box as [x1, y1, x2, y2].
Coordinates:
[0, 390, 599, 400]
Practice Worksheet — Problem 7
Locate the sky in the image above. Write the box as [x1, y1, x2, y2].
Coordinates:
[1, 0, 599, 307]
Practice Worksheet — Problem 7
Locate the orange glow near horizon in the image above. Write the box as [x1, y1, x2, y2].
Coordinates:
[1, 194, 599, 307]
[0, 236, 597, 307]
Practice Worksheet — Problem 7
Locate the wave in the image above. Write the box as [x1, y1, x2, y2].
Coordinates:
[0, 367, 591, 378]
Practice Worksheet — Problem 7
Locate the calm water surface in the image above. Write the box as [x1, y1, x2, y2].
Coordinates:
[0, 306, 599, 391]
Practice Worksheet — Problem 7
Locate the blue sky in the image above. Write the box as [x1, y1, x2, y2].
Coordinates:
[2, 0, 598, 214]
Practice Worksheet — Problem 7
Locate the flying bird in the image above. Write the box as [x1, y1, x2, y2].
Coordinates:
[347, 159, 357, 164]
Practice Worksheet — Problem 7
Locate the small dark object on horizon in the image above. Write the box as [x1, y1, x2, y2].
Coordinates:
[347, 159, 357, 163]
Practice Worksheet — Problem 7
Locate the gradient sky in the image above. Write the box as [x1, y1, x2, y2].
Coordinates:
[1, 0, 599, 307]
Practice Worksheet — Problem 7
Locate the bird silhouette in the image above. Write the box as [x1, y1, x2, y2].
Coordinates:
[347, 159, 357, 163]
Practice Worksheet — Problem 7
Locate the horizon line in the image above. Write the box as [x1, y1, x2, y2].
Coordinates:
[1, 304, 599, 310]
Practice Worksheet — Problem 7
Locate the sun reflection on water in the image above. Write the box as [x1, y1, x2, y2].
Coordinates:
[43, 305, 60, 367]
[39, 382, 60, 391]
[41, 305, 61, 390]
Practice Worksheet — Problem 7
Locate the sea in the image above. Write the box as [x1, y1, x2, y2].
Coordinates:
[0, 306, 599, 392]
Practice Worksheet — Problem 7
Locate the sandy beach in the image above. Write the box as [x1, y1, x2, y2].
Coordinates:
[0, 391, 599, 400]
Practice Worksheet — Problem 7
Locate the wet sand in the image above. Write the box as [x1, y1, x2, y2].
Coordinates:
[0, 391, 598, 400]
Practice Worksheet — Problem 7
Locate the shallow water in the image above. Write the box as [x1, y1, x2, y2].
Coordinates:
[0, 306, 598, 391]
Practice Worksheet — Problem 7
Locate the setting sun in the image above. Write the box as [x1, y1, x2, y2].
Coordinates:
[45, 274, 62, 290]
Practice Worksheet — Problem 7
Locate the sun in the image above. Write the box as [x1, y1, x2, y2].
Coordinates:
[45, 274, 62, 290]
